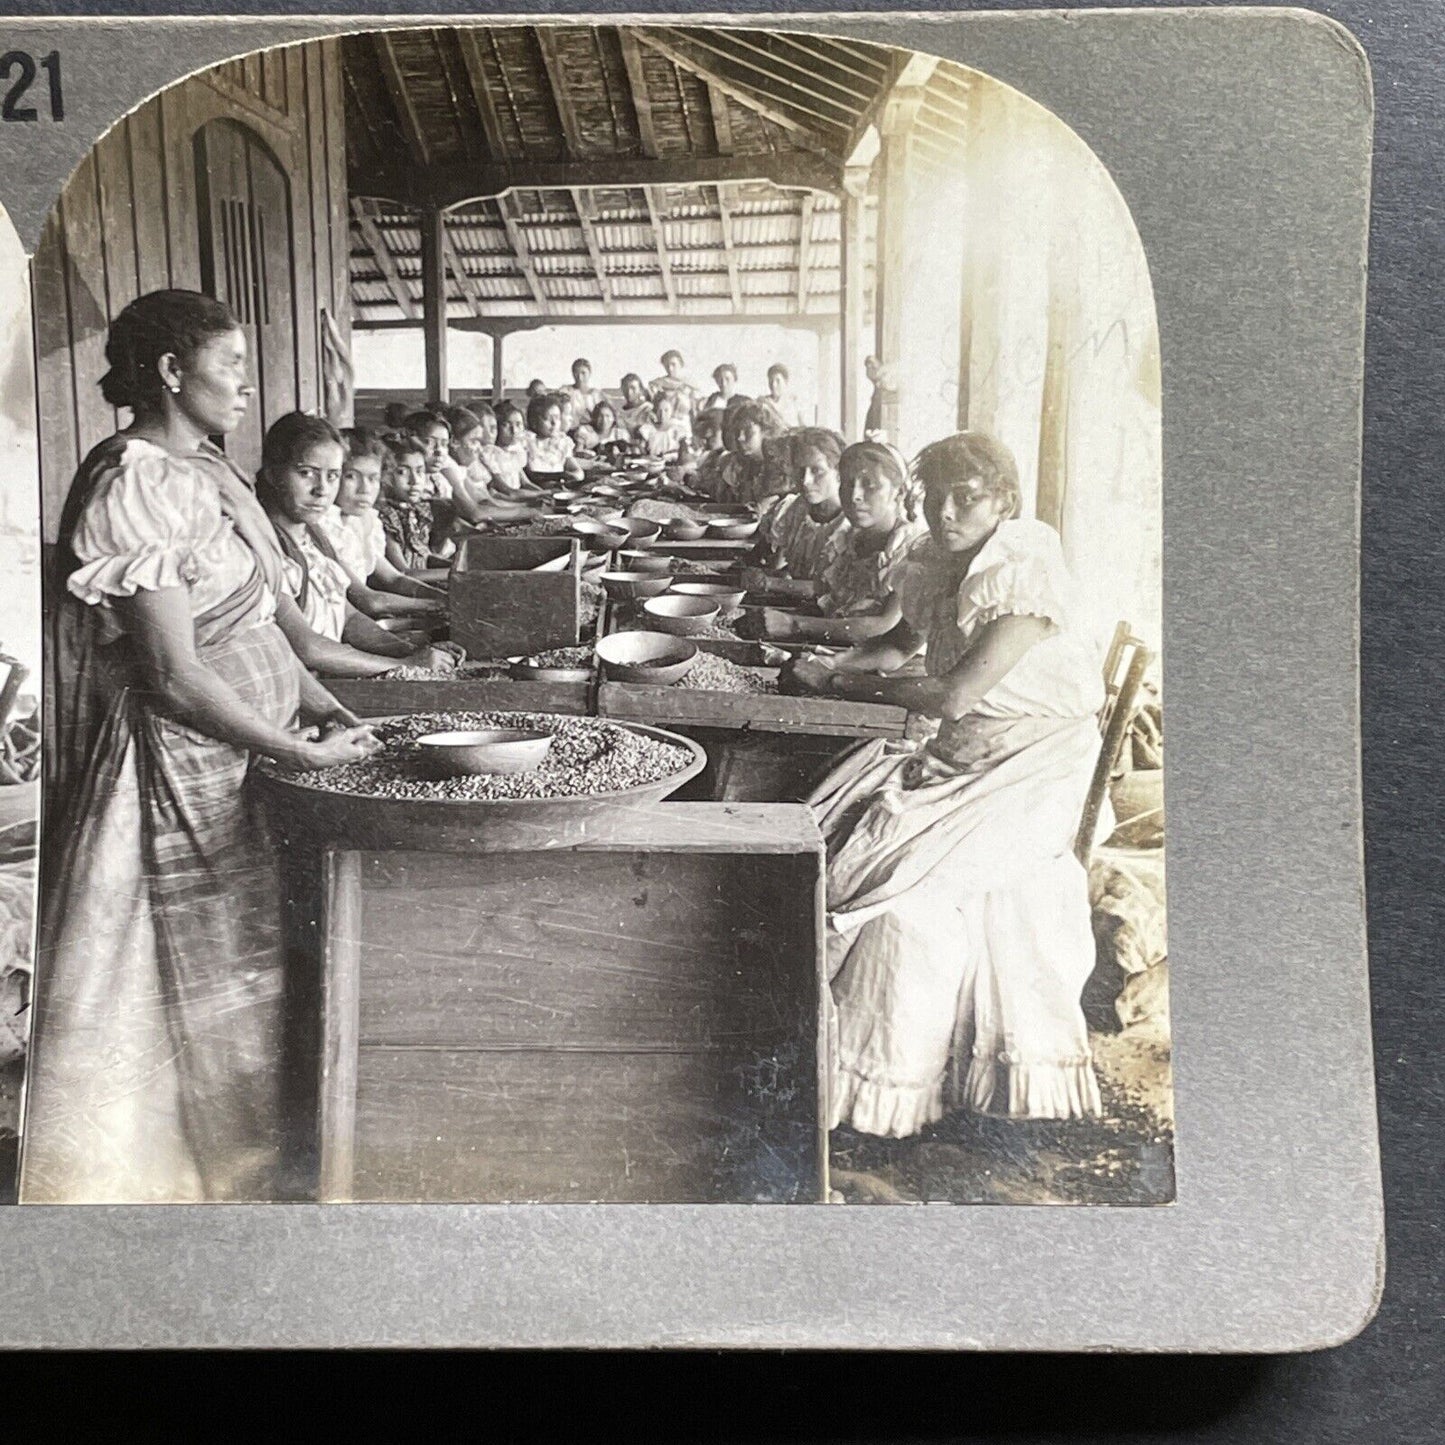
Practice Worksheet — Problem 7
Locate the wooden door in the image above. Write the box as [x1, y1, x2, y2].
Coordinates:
[194, 119, 296, 472]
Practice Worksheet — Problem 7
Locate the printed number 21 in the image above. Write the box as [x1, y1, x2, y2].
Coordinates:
[0, 51, 63, 122]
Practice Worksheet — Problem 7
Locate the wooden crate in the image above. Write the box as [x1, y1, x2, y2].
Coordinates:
[449, 534, 582, 660]
[266, 801, 828, 1205]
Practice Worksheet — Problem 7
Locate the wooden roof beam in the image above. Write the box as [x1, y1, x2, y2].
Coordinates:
[371, 32, 432, 168]
[350, 197, 417, 321]
[634, 30, 836, 159]
[707, 83, 735, 155]
[617, 29, 660, 159]
[570, 189, 616, 314]
[496, 193, 549, 313]
[641, 187, 676, 308]
[716, 184, 743, 311]
[534, 26, 587, 155]
[456, 26, 510, 159]
[439, 219, 487, 319]
[672, 28, 866, 125]
[356, 152, 843, 209]
[796, 193, 816, 314]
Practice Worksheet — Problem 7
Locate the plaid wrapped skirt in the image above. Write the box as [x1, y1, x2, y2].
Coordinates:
[19, 620, 300, 1202]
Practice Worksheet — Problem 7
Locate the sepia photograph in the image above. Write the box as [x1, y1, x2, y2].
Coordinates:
[0, 22, 1169, 1207]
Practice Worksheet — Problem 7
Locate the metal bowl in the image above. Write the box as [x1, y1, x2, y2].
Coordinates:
[619, 516, 663, 544]
[415, 728, 553, 777]
[617, 549, 673, 575]
[706, 518, 760, 540]
[670, 581, 747, 611]
[595, 631, 698, 684]
[642, 594, 722, 636]
[507, 660, 594, 683]
[571, 518, 630, 552]
[600, 570, 674, 602]
[663, 518, 708, 541]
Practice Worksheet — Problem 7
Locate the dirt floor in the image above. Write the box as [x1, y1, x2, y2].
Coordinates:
[829, 1014, 1175, 1207]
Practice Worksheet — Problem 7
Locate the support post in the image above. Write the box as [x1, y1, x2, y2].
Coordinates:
[874, 87, 927, 446]
[839, 164, 871, 439]
[420, 207, 449, 403]
[491, 332, 505, 404]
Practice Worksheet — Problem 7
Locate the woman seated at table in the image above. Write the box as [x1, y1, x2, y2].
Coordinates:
[784, 431, 1107, 1136]
[646, 390, 693, 458]
[257, 413, 457, 678]
[695, 399, 787, 504]
[649, 349, 697, 419]
[754, 428, 851, 590]
[617, 373, 659, 441]
[477, 403, 542, 499]
[575, 397, 632, 455]
[523, 392, 585, 484]
[755, 441, 926, 645]
[440, 404, 548, 526]
[324, 427, 448, 624]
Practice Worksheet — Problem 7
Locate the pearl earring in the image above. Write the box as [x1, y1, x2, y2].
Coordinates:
[168, 383, 180, 394]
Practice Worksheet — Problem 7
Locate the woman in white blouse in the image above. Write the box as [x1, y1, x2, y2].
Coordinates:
[786, 432, 1107, 1137]
[21, 291, 381, 1203]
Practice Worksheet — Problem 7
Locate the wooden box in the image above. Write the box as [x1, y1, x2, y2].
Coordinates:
[266, 800, 828, 1205]
[448, 534, 582, 660]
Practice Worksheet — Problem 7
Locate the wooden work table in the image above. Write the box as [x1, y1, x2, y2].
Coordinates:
[258, 778, 829, 1206]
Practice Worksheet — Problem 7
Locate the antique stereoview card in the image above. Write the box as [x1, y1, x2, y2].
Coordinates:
[0, 10, 1380, 1351]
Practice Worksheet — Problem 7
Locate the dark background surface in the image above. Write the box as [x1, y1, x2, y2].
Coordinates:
[2, 0, 1439, 1436]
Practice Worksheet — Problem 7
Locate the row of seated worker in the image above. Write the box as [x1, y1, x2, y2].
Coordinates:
[253, 400, 938, 678]
[377, 353, 810, 461]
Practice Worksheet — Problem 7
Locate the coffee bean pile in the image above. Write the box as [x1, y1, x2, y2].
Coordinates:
[521, 645, 594, 668]
[487, 515, 576, 537]
[626, 499, 713, 524]
[379, 660, 505, 681]
[277, 711, 694, 802]
[674, 652, 778, 695]
[579, 580, 604, 629]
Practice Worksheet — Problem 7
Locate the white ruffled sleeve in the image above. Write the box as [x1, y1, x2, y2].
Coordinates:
[956, 520, 1071, 634]
[67, 446, 210, 605]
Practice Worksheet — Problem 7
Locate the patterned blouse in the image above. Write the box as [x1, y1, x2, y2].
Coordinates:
[377, 498, 434, 572]
[761, 495, 851, 584]
[818, 518, 926, 616]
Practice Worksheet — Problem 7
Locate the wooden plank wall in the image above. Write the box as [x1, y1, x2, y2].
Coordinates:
[32, 39, 352, 541]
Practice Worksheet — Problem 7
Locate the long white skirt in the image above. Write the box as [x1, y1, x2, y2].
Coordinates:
[811, 714, 1105, 1138]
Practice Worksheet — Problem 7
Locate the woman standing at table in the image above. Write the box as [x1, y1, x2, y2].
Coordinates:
[784, 432, 1106, 1135]
[20, 290, 378, 1203]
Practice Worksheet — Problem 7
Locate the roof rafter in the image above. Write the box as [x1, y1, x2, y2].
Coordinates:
[371, 32, 432, 167]
[617, 28, 660, 159]
[641, 186, 676, 307]
[439, 220, 487, 318]
[844, 50, 940, 165]
[496, 193, 550, 313]
[350, 196, 417, 320]
[455, 26, 510, 160]
[569, 188, 616, 314]
[534, 26, 587, 156]
[707, 83, 735, 154]
[715, 183, 743, 310]
[634, 29, 835, 158]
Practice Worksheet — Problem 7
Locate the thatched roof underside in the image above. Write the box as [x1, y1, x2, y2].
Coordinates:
[344, 25, 972, 326]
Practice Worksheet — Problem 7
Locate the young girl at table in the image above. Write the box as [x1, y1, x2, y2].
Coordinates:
[257, 413, 454, 677]
[785, 431, 1107, 1135]
[757, 428, 851, 586]
[646, 389, 692, 458]
[324, 428, 449, 623]
[698, 400, 786, 504]
[524, 392, 585, 484]
[756, 441, 926, 646]
[575, 397, 631, 455]
[378, 434, 448, 578]
[404, 409, 455, 501]
[617, 373, 658, 440]
[441, 404, 548, 527]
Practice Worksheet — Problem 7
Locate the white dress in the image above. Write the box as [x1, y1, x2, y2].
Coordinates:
[320, 506, 386, 583]
[812, 518, 1107, 1136]
[279, 526, 351, 643]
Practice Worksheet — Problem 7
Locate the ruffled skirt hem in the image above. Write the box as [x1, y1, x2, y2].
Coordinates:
[831, 1056, 1103, 1139]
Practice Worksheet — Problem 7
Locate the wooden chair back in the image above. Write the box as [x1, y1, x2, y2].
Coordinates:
[1075, 621, 1155, 865]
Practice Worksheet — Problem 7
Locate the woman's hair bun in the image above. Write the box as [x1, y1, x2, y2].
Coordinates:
[99, 289, 238, 411]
